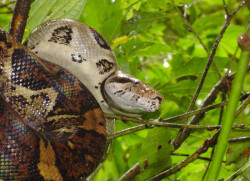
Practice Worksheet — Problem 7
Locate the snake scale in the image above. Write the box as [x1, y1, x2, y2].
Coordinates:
[0, 19, 163, 180]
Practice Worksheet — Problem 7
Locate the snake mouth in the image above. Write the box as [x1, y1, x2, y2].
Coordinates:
[101, 70, 164, 116]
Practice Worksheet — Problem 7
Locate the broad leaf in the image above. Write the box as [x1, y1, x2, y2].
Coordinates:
[136, 127, 173, 180]
[23, 0, 87, 42]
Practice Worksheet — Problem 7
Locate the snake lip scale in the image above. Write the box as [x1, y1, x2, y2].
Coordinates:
[0, 18, 164, 180]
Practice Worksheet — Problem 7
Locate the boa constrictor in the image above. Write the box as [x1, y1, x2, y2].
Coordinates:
[0, 19, 163, 180]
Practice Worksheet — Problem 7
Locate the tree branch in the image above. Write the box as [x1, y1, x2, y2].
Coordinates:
[229, 136, 250, 143]
[107, 120, 248, 140]
[181, 12, 221, 78]
[9, 0, 33, 42]
[205, 19, 249, 181]
[118, 131, 249, 181]
[171, 74, 234, 149]
[0, 1, 15, 8]
[171, 153, 226, 162]
[235, 93, 250, 118]
[224, 161, 250, 181]
[118, 159, 148, 181]
[222, 0, 229, 16]
[176, 0, 245, 127]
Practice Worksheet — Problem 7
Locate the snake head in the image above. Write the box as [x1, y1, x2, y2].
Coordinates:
[102, 70, 164, 116]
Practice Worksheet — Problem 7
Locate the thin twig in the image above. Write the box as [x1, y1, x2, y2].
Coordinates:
[126, 3, 247, 180]
[0, 1, 15, 8]
[171, 153, 227, 163]
[161, 101, 227, 122]
[119, 131, 249, 181]
[9, 0, 33, 42]
[179, 0, 245, 124]
[171, 74, 234, 149]
[205, 16, 249, 181]
[0, 11, 13, 14]
[107, 124, 150, 140]
[182, 15, 221, 78]
[107, 121, 248, 140]
[224, 161, 250, 181]
[107, 76, 248, 145]
[105, 100, 228, 124]
[222, 0, 229, 16]
[184, 4, 240, 115]
[226, 46, 239, 76]
[172, 0, 246, 149]
[235, 96, 250, 118]
[118, 159, 148, 181]
[229, 136, 250, 143]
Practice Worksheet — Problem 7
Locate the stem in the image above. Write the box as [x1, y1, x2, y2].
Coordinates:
[9, 0, 32, 42]
[224, 161, 250, 181]
[105, 100, 228, 124]
[182, 0, 245, 121]
[107, 124, 149, 140]
[181, 13, 221, 78]
[229, 136, 250, 143]
[0, 1, 15, 8]
[205, 43, 249, 181]
[202, 91, 227, 180]
[171, 153, 223, 162]
[107, 122, 248, 140]
[162, 101, 227, 123]
[235, 96, 250, 118]
[120, 132, 249, 181]
[172, 0, 246, 150]
[171, 74, 234, 149]
[118, 159, 148, 181]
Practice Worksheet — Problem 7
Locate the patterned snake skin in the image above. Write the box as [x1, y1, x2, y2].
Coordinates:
[26, 19, 163, 118]
[0, 18, 163, 180]
[0, 28, 106, 180]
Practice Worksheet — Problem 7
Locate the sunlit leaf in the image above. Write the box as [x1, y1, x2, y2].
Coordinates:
[23, 0, 87, 42]
[136, 127, 173, 180]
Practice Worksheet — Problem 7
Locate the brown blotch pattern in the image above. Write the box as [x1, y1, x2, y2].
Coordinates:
[48, 26, 73, 45]
[96, 59, 114, 74]
[0, 28, 106, 180]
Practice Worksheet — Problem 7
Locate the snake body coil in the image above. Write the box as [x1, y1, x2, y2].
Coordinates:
[27, 19, 163, 118]
[0, 19, 163, 180]
[0, 29, 106, 180]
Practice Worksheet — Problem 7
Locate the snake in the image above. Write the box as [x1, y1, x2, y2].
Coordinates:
[0, 19, 163, 180]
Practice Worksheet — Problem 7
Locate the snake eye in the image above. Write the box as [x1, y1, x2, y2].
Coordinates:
[111, 77, 132, 84]
[134, 82, 140, 87]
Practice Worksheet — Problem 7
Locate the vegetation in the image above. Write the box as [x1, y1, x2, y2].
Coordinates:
[0, 0, 249, 180]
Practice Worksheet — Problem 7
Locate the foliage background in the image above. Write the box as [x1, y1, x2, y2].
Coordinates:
[0, 0, 249, 180]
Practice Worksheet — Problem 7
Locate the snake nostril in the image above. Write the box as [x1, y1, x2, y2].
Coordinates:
[154, 96, 162, 104]
[134, 81, 140, 87]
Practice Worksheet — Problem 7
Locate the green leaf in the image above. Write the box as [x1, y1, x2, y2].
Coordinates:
[160, 80, 198, 95]
[122, 11, 166, 35]
[0, 0, 248, 180]
[22, 0, 87, 42]
[80, 0, 124, 41]
[136, 127, 173, 180]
